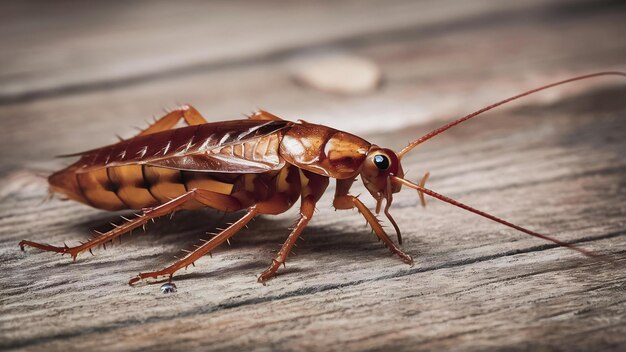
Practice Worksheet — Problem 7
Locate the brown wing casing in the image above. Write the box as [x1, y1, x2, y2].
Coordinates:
[148, 132, 284, 173]
[48, 120, 294, 210]
[279, 121, 370, 179]
[72, 119, 292, 173]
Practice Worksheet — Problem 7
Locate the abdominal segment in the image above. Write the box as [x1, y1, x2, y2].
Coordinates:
[51, 163, 299, 212]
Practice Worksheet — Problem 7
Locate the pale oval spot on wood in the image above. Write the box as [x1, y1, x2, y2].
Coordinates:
[289, 52, 382, 94]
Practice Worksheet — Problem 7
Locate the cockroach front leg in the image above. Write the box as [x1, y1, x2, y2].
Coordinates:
[19, 189, 241, 261]
[333, 180, 413, 265]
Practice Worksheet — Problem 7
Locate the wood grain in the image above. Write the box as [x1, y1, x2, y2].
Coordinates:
[0, 0, 585, 101]
[1, 1, 625, 351]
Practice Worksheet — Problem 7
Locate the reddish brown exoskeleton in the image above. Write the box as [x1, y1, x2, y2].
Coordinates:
[19, 72, 624, 286]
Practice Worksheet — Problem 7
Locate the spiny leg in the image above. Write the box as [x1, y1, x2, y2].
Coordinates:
[335, 195, 413, 265]
[258, 195, 316, 282]
[129, 189, 301, 285]
[129, 207, 258, 285]
[136, 104, 208, 137]
[19, 189, 241, 261]
[257, 170, 328, 282]
[333, 179, 412, 264]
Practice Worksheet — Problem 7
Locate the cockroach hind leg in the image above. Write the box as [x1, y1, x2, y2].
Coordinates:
[18, 191, 204, 263]
[130, 206, 258, 287]
[18, 240, 82, 261]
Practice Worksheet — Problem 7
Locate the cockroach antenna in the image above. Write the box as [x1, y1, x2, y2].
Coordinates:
[398, 71, 626, 157]
[391, 176, 602, 258]
[389, 71, 625, 260]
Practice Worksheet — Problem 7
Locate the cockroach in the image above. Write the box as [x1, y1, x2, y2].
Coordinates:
[19, 71, 624, 286]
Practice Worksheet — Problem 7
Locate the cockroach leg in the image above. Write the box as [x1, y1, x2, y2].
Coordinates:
[127, 189, 245, 286]
[417, 172, 430, 208]
[384, 178, 402, 244]
[128, 207, 258, 286]
[257, 170, 327, 282]
[333, 178, 413, 265]
[20, 189, 241, 261]
[135, 104, 208, 137]
[334, 194, 413, 265]
[258, 195, 317, 283]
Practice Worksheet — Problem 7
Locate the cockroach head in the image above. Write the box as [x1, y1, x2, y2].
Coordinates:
[360, 146, 404, 199]
[360, 145, 406, 243]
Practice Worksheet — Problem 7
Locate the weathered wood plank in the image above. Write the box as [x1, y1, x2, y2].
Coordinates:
[15, 242, 623, 352]
[0, 0, 587, 101]
[0, 1, 625, 351]
[1, 86, 625, 351]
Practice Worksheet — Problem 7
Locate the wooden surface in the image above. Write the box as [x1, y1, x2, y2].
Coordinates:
[1, 1, 625, 351]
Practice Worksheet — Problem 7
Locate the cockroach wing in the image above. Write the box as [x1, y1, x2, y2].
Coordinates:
[73, 120, 293, 173]
[146, 131, 286, 173]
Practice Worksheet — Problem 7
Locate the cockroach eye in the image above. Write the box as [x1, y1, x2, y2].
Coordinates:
[373, 154, 390, 170]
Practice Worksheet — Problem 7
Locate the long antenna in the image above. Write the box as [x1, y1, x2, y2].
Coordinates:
[398, 71, 625, 158]
[390, 176, 600, 258]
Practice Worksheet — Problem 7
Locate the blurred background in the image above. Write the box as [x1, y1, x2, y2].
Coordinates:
[0, 0, 624, 176]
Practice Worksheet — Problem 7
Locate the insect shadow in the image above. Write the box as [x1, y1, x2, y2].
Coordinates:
[74, 208, 295, 249]
[74, 205, 426, 283]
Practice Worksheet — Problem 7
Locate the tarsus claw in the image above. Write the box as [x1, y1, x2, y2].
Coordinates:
[128, 276, 141, 286]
